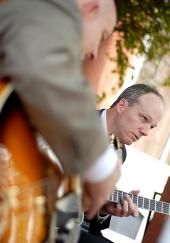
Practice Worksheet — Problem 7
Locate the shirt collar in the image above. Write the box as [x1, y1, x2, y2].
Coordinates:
[100, 109, 107, 134]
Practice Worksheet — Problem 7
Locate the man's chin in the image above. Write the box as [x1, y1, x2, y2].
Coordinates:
[119, 136, 133, 145]
[126, 141, 132, 145]
[124, 138, 133, 145]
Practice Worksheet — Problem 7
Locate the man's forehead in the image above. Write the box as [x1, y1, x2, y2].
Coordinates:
[138, 93, 163, 106]
[137, 93, 165, 120]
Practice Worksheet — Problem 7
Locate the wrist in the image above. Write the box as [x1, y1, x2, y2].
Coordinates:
[97, 208, 110, 223]
[98, 208, 108, 217]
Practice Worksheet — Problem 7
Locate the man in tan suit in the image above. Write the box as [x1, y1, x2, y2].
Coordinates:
[0, 0, 120, 218]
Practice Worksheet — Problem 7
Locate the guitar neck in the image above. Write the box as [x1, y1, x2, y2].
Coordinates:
[108, 190, 170, 216]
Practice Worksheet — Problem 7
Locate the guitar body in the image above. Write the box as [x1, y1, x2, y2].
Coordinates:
[0, 81, 62, 242]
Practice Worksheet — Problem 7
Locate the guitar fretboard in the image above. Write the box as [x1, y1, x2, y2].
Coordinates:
[108, 190, 170, 216]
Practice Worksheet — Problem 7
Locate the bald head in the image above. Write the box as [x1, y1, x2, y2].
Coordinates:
[76, 0, 117, 59]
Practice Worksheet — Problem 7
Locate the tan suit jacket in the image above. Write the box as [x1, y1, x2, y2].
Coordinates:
[0, 0, 107, 176]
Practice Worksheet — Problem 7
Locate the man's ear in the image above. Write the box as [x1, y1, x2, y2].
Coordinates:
[78, 0, 99, 19]
[116, 98, 128, 114]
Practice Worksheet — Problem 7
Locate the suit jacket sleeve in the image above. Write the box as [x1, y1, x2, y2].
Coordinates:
[0, 0, 108, 176]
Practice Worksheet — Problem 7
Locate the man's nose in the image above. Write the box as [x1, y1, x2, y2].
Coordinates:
[140, 126, 150, 136]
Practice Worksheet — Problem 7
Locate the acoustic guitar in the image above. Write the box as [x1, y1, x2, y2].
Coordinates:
[0, 80, 81, 243]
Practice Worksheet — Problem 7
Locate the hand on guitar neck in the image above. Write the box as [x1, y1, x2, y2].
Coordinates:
[98, 189, 170, 218]
[99, 190, 140, 218]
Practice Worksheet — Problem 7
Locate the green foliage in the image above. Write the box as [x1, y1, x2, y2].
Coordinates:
[96, 92, 106, 104]
[163, 76, 170, 86]
[114, 0, 170, 83]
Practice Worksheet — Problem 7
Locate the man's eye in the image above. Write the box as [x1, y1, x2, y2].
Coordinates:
[142, 116, 147, 122]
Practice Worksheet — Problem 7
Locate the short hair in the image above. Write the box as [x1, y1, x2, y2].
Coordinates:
[110, 83, 164, 108]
